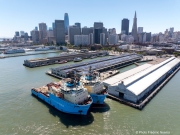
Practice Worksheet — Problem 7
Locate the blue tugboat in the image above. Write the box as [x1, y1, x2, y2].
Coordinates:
[31, 77, 93, 115]
[81, 66, 108, 104]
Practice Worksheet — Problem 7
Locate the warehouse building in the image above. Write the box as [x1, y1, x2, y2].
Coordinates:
[105, 57, 180, 103]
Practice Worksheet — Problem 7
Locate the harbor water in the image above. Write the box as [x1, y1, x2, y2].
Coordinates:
[0, 52, 180, 135]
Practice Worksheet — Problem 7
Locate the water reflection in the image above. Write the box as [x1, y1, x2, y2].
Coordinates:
[89, 102, 110, 113]
[32, 95, 94, 127]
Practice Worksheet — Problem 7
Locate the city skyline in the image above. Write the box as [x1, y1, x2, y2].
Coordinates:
[0, 0, 180, 38]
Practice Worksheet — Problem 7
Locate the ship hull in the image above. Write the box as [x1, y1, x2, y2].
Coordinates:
[90, 93, 108, 104]
[31, 89, 92, 115]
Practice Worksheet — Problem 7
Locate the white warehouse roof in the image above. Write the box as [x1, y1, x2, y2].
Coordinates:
[121, 57, 175, 86]
[103, 63, 152, 86]
[127, 58, 180, 96]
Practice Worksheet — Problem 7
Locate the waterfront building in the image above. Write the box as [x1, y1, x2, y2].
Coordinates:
[64, 13, 69, 35]
[15, 31, 19, 36]
[100, 33, 105, 45]
[105, 57, 180, 103]
[138, 27, 143, 33]
[108, 34, 119, 45]
[39, 23, 47, 43]
[131, 11, 138, 42]
[89, 33, 94, 45]
[55, 20, 65, 45]
[31, 30, 39, 43]
[82, 27, 93, 35]
[68, 25, 81, 45]
[121, 19, 129, 35]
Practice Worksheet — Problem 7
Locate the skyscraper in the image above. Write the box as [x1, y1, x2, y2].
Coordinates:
[94, 22, 103, 44]
[82, 27, 93, 35]
[121, 19, 129, 35]
[64, 13, 69, 35]
[100, 33, 105, 45]
[52, 22, 55, 30]
[20, 31, 25, 36]
[39, 23, 47, 41]
[131, 11, 138, 42]
[138, 27, 143, 33]
[55, 20, 65, 45]
[75, 23, 81, 28]
[31, 30, 39, 43]
[15, 31, 19, 36]
[35, 27, 38, 31]
[68, 25, 81, 45]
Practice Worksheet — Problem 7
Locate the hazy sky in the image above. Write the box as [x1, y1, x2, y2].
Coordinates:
[0, 0, 180, 38]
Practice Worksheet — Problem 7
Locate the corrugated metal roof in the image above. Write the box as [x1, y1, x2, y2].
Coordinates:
[122, 57, 175, 86]
[127, 58, 180, 96]
[103, 63, 152, 86]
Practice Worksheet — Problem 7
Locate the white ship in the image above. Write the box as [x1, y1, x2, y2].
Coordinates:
[4, 48, 25, 54]
[81, 66, 108, 104]
[35, 47, 49, 51]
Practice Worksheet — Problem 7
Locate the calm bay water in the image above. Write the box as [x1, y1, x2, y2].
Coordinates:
[0, 53, 180, 135]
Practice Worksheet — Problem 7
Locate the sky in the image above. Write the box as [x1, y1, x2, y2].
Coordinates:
[0, 0, 180, 38]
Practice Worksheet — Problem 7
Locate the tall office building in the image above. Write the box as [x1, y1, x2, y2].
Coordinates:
[20, 31, 25, 36]
[31, 30, 39, 43]
[82, 27, 93, 35]
[15, 31, 19, 36]
[68, 25, 81, 45]
[64, 13, 69, 35]
[94, 28, 103, 44]
[35, 27, 38, 31]
[52, 22, 55, 30]
[131, 11, 138, 42]
[170, 27, 174, 34]
[75, 22, 81, 28]
[138, 27, 143, 33]
[94, 22, 103, 44]
[108, 34, 119, 45]
[89, 33, 94, 45]
[121, 19, 129, 35]
[100, 33, 105, 45]
[39, 23, 47, 41]
[55, 20, 65, 45]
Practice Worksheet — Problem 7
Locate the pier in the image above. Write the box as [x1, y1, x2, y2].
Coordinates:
[23, 51, 108, 68]
[105, 57, 180, 110]
[49, 54, 142, 78]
